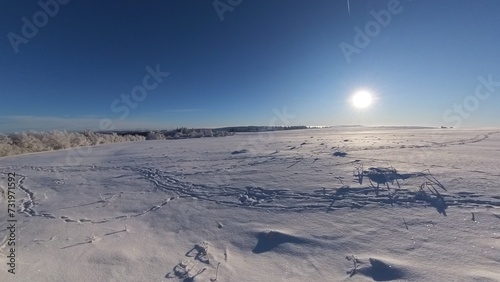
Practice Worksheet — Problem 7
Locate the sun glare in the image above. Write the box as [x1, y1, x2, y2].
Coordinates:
[352, 91, 373, 109]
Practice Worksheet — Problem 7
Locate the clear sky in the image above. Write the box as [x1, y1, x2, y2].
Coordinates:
[1, 0, 500, 133]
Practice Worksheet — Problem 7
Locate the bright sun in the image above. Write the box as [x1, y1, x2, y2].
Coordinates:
[352, 91, 373, 109]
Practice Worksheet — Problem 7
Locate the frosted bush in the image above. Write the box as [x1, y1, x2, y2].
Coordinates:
[0, 128, 233, 158]
[0, 130, 145, 157]
[146, 131, 165, 140]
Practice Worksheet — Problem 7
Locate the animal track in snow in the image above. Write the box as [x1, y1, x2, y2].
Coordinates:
[136, 165, 500, 214]
[57, 196, 179, 224]
[1, 167, 181, 224]
[5, 160, 500, 226]
[165, 241, 219, 281]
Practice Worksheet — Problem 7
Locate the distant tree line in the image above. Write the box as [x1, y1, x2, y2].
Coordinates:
[113, 126, 309, 139]
[215, 126, 308, 133]
[112, 128, 234, 140]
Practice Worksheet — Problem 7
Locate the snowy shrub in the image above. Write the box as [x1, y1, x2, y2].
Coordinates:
[203, 129, 214, 137]
[0, 130, 145, 158]
[0, 128, 231, 158]
[188, 130, 203, 138]
[146, 131, 166, 140]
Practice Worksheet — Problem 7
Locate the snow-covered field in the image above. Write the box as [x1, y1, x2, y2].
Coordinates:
[1, 127, 499, 281]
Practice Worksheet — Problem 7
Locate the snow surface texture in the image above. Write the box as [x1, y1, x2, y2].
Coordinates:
[0, 127, 499, 281]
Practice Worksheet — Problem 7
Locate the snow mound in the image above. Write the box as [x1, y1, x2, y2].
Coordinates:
[252, 230, 311, 254]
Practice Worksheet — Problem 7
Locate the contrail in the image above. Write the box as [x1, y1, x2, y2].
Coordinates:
[347, 0, 351, 15]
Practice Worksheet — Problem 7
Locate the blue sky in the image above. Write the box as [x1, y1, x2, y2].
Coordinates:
[1, 0, 500, 133]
